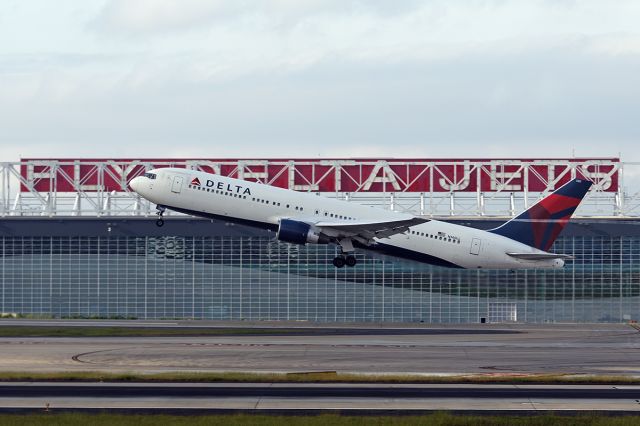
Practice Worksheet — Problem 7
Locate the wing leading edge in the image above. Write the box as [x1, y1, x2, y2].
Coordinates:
[312, 217, 429, 243]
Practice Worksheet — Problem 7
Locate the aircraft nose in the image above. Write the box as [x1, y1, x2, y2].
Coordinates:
[130, 176, 144, 193]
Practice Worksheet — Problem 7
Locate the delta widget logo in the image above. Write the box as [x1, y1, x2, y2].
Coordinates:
[191, 177, 201, 186]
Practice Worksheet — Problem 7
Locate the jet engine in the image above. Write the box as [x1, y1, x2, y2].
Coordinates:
[276, 219, 330, 245]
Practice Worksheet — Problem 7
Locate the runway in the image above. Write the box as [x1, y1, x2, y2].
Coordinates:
[1, 383, 640, 413]
[1, 322, 640, 413]
[0, 323, 638, 375]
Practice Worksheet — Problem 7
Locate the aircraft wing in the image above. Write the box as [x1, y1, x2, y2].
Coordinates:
[507, 252, 573, 260]
[312, 217, 429, 242]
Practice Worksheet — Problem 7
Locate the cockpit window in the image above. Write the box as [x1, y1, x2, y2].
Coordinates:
[144, 173, 157, 180]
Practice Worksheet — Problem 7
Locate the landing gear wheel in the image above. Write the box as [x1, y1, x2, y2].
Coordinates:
[332, 256, 346, 268]
[345, 255, 357, 267]
[155, 205, 166, 227]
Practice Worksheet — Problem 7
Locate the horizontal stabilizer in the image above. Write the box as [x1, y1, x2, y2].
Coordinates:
[507, 252, 573, 261]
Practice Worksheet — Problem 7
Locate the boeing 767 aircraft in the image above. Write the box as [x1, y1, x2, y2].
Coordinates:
[130, 168, 591, 269]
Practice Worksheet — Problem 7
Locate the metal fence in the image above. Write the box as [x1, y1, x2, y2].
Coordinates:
[0, 218, 638, 323]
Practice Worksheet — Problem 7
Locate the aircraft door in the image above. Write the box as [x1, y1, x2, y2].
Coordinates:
[171, 175, 184, 193]
[470, 238, 481, 255]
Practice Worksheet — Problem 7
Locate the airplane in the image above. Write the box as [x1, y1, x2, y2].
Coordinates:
[129, 167, 592, 270]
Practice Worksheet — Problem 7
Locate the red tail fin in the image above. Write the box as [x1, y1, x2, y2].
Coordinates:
[489, 178, 592, 250]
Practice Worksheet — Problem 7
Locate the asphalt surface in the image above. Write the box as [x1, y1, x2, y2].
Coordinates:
[2, 383, 640, 413]
[1, 383, 640, 399]
[0, 324, 633, 373]
[0, 323, 637, 375]
[1, 322, 640, 412]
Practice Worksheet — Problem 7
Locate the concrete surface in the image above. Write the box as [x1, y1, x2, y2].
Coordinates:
[0, 323, 637, 375]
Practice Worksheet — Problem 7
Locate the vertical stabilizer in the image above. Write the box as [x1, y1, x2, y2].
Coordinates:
[489, 178, 592, 251]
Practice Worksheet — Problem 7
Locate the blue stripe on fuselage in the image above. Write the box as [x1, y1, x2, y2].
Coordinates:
[162, 205, 463, 269]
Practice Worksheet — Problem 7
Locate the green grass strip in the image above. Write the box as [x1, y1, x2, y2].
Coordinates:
[0, 326, 307, 337]
[0, 370, 639, 384]
[1, 413, 640, 426]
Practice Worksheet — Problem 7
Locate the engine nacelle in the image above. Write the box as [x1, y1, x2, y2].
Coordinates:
[276, 219, 329, 245]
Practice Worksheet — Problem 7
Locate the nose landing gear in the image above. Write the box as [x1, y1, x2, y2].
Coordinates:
[155, 205, 166, 227]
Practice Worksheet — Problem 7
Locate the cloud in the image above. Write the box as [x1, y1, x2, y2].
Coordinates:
[1, 0, 640, 162]
[93, 0, 238, 34]
[587, 34, 640, 56]
[2, 38, 639, 160]
[92, 0, 427, 35]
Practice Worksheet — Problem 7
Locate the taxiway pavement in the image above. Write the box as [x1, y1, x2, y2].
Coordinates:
[0, 322, 638, 375]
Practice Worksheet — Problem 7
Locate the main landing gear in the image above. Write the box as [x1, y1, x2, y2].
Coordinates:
[155, 205, 166, 227]
[332, 238, 357, 268]
[332, 254, 357, 268]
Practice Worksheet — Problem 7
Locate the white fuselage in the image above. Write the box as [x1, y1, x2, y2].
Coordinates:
[131, 168, 563, 269]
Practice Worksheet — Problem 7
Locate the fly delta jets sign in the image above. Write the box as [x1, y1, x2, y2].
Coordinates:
[20, 158, 619, 194]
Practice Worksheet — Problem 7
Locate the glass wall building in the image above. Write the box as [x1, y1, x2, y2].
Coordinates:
[0, 217, 639, 323]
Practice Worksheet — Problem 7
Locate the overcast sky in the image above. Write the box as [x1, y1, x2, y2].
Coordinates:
[1, 0, 639, 161]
